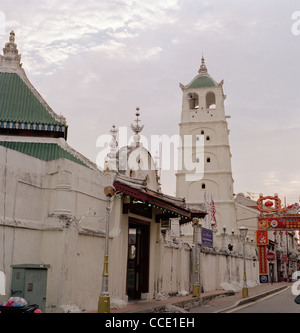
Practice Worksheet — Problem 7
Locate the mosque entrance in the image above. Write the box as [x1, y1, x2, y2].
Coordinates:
[127, 218, 150, 300]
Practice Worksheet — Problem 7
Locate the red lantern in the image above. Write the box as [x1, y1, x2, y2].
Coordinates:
[257, 195, 281, 213]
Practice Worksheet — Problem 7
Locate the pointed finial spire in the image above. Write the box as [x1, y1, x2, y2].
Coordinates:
[130, 107, 144, 135]
[198, 54, 207, 75]
[9, 31, 15, 43]
[3, 31, 21, 62]
[109, 125, 118, 151]
[105, 124, 119, 171]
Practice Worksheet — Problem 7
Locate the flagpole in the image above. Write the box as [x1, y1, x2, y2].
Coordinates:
[204, 191, 207, 229]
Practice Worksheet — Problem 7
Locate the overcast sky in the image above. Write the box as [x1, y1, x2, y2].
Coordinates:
[1, 0, 300, 204]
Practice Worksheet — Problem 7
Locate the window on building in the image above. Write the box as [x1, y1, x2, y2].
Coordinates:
[202, 183, 206, 189]
[188, 92, 199, 110]
[206, 92, 216, 109]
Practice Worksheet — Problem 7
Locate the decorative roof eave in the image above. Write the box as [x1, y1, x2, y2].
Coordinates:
[0, 121, 67, 132]
[113, 180, 207, 224]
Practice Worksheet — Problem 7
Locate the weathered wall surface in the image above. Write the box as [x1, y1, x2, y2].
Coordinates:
[0, 145, 259, 312]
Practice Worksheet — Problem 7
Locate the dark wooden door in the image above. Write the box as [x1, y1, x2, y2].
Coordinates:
[127, 219, 150, 300]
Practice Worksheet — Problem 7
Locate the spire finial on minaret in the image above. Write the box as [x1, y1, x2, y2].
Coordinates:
[198, 54, 207, 75]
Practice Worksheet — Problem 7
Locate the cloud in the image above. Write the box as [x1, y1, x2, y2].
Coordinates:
[93, 40, 162, 61]
[1, 0, 299, 200]
[2, 0, 180, 74]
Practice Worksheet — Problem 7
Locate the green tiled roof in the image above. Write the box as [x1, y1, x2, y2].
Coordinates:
[0, 72, 65, 126]
[0, 141, 90, 168]
[188, 76, 216, 89]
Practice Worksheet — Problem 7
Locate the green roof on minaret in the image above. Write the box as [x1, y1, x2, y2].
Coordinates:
[188, 75, 216, 88]
[184, 56, 220, 89]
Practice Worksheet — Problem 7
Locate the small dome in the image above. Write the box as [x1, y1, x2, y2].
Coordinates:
[188, 75, 216, 88]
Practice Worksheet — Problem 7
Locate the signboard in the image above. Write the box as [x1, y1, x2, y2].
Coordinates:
[201, 228, 213, 247]
[266, 251, 275, 261]
[258, 216, 300, 230]
[258, 245, 268, 275]
[259, 275, 269, 283]
[256, 230, 268, 245]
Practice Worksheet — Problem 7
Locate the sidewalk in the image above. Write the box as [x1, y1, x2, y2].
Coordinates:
[111, 282, 290, 313]
[191, 282, 290, 313]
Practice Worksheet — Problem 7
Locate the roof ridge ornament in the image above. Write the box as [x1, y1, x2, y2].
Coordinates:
[3, 31, 21, 63]
[130, 107, 144, 135]
[198, 54, 207, 76]
[105, 124, 119, 171]
[130, 107, 144, 147]
[109, 125, 118, 151]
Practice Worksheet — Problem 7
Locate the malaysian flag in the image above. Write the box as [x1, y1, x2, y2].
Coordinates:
[211, 198, 217, 227]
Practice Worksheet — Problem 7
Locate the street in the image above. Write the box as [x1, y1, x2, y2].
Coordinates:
[227, 287, 300, 313]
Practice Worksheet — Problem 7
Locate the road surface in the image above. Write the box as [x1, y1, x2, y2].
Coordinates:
[227, 286, 300, 313]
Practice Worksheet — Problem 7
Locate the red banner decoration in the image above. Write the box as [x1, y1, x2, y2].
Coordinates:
[258, 216, 300, 230]
[258, 245, 268, 275]
[257, 195, 300, 230]
[256, 230, 268, 245]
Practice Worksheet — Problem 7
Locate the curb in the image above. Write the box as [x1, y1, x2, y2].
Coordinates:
[130, 291, 235, 313]
[216, 285, 289, 313]
[118, 286, 289, 313]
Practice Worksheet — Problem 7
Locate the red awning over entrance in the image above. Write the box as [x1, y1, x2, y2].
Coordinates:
[114, 181, 206, 224]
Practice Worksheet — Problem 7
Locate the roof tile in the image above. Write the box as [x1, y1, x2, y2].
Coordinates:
[0, 141, 90, 168]
[0, 73, 65, 126]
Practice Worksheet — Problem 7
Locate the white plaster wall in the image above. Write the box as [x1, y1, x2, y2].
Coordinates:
[0, 143, 260, 312]
[200, 250, 259, 292]
[0, 144, 118, 312]
[154, 234, 191, 297]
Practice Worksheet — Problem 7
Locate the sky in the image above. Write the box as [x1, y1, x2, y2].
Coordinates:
[1, 0, 300, 204]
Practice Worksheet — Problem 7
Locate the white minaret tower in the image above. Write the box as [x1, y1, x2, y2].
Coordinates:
[176, 56, 236, 233]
